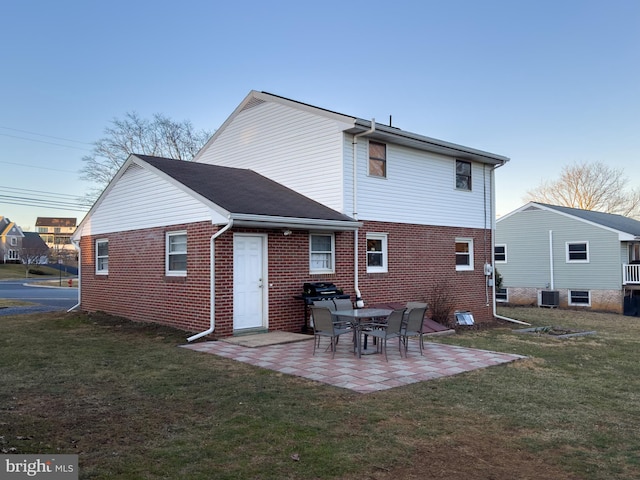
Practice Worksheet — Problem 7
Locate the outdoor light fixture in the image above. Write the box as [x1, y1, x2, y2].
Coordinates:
[283, 229, 292, 236]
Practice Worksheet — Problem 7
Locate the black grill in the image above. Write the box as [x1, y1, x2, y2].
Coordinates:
[296, 282, 350, 331]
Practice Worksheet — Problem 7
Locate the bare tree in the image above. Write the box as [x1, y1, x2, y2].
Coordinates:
[525, 161, 640, 219]
[20, 232, 50, 277]
[80, 112, 212, 202]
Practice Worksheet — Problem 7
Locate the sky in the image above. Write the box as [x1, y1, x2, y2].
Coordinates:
[2, 0, 639, 230]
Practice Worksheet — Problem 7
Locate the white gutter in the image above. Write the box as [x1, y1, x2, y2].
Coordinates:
[352, 119, 375, 308]
[67, 239, 81, 312]
[187, 217, 234, 342]
[489, 162, 530, 326]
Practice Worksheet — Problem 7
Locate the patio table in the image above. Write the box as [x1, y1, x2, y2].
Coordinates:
[334, 308, 392, 357]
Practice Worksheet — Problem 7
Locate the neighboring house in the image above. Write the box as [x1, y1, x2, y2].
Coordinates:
[495, 202, 640, 315]
[0, 216, 24, 264]
[22, 232, 50, 265]
[72, 91, 509, 339]
[36, 217, 77, 259]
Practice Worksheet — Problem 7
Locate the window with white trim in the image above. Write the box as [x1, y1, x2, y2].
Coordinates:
[569, 290, 590, 306]
[566, 241, 589, 263]
[309, 233, 335, 273]
[368, 141, 387, 178]
[495, 288, 508, 302]
[96, 239, 109, 274]
[10, 237, 17, 246]
[455, 160, 472, 191]
[166, 231, 187, 276]
[7, 250, 19, 260]
[366, 233, 388, 273]
[455, 238, 474, 271]
[494, 244, 507, 262]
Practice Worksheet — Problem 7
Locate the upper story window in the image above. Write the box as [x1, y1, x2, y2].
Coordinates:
[96, 239, 109, 274]
[37, 227, 48, 233]
[566, 241, 589, 263]
[455, 160, 472, 191]
[166, 231, 187, 276]
[10, 237, 17, 246]
[494, 244, 507, 262]
[455, 238, 474, 271]
[366, 233, 388, 273]
[368, 141, 387, 178]
[309, 233, 335, 274]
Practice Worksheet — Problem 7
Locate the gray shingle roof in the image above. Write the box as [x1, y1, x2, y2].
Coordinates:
[540, 203, 640, 236]
[136, 155, 356, 223]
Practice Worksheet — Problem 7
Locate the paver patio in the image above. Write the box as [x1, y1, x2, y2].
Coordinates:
[181, 335, 525, 394]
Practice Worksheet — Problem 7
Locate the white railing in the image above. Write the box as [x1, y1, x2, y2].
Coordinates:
[623, 264, 640, 284]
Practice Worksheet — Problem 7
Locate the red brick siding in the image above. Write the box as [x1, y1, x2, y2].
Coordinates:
[79, 221, 494, 338]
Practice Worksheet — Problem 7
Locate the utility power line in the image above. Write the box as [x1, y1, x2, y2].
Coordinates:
[0, 185, 92, 212]
[0, 126, 92, 145]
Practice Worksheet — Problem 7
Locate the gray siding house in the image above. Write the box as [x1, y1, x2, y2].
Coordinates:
[495, 202, 640, 315]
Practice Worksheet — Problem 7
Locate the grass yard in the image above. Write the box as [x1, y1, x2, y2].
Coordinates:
[0, 264, 74, 280]
[1, 307, 639, 479]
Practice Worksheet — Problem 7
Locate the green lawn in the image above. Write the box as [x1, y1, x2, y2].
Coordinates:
[1, 307, 638, 479]
[0, 263, 74, 280]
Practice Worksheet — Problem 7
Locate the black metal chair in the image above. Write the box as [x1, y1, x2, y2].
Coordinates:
[362, 308, 406, 361]
[309, 306, 353, 358]
[402, 306, 427, 356]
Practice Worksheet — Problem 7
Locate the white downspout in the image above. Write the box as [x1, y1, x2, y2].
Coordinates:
[352, 119, 375, 308]
[67, 239, 81, 312]
[549, 230, 554, 290]
[489, 163, 530, 326]
[187, 217, 233, 342]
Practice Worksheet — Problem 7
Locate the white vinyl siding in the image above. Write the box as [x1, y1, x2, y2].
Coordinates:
[197, 101, 349, 214]
[345, 139, 494, 229]
[78, 164, 221, 236]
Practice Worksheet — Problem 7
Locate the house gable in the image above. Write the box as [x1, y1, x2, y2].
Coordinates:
[195, 91, 353, 213]
[195, 91, 509, 230]
[496, 203, 628, 291]
[74, 155, 360, 240]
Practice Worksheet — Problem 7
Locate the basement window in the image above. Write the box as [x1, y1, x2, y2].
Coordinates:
[569, 290, 590, 306]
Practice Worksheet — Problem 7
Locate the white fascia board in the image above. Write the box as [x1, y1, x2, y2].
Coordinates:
[500, 202, 637, 241]
[230, 213, 361, 231]
[349, 119, 510, 166]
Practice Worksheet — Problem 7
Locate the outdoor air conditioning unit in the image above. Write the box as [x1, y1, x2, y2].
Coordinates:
[540, 290, 559, 308]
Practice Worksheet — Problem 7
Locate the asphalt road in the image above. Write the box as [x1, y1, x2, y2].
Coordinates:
[0, 279, 79, 315]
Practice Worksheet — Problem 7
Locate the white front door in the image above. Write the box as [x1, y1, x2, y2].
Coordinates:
[233, 234, 266, 330]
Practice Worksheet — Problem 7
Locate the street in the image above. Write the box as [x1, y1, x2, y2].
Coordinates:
[0, 279, 78, 314]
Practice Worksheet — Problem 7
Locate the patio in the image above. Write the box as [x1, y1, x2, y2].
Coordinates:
[181, 332, 525, 394]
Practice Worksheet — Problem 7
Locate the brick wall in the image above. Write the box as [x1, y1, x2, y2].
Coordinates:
[79, 220, 495, 338]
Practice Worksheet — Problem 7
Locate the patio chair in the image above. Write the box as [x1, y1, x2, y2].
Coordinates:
[362, 308, 406, 361]
[309, 306, 354, 358]
[331, 298, 354, 329]
[402, 306, 427, 356]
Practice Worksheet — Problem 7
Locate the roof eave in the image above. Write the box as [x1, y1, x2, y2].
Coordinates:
[347, 119, 509, 166]
[230, 214, 362, 231]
